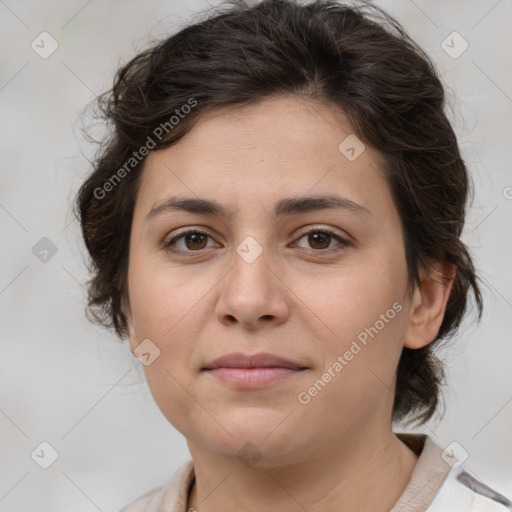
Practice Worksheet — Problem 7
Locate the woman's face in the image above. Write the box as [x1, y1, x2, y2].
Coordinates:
[125, 95, 421, 465]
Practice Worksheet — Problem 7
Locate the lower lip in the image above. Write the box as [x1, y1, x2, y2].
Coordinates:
[204, 367, 304, 388]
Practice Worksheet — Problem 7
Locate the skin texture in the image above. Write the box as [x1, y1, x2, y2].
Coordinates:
[124, 95, 454, 511]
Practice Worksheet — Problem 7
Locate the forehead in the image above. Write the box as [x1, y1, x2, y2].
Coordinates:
[134, 95, 392, 220]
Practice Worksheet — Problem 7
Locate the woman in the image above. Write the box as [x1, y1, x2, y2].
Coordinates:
[75, 0, 511, 510]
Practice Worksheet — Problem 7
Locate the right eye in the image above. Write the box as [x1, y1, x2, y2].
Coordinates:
[164, 229, 218, 254]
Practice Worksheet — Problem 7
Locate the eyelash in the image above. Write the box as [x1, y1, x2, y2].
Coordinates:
[163, 226, 350, 255]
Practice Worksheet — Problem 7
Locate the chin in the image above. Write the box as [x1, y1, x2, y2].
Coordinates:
[189, 408, 307, 460]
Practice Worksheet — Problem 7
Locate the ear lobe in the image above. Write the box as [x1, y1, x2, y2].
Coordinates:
[403, 260, 456, 350]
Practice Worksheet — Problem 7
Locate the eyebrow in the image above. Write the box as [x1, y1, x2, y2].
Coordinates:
[146, 194, 372, 221]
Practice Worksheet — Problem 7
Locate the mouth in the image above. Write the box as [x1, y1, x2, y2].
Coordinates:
[202, 352, 308, 389]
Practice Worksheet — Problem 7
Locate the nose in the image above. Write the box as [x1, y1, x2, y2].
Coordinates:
[215, 242, 290, 330]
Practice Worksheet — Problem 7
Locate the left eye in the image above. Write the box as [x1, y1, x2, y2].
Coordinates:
[164, 228, 349, 254]
[294, 228, 349, 251]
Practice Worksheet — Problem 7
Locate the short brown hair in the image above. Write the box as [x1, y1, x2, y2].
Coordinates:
[75, 0, 483, 426]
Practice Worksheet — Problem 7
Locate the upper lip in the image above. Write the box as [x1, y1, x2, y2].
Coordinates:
[203, 352, 306, 370]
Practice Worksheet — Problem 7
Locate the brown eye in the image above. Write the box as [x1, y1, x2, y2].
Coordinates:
[164, 230, 215, 253]
[183, 232, 208, 250]
[295, 227, 349, 252]
[307, 232, 332, 250]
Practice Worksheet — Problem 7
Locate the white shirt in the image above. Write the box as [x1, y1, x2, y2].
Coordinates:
[120, 433, 511, 511]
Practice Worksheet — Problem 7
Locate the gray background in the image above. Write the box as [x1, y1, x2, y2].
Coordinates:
[1, 0, 511, 510]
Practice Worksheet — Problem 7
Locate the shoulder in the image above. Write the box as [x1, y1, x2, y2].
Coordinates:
[119, 485, 167, 512]
[119, 460, 195, 512]
[419, 436, 511, 512]
[394, 433, 511, 511]
[427, 465, 512, 512]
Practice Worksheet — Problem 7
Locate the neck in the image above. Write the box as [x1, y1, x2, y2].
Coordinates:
[187, 429, 419, 512]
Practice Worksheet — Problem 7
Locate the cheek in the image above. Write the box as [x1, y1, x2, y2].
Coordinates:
[127, 251, 208, 339]
[294, 302, 407, 434]
[296, 256, 405, 342]
[141, 362, 200, 439]
[126, 255, 214, 423]
[292, 252, 408, 393]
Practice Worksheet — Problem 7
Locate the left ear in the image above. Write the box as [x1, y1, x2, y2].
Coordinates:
[403, 259, 456, 349]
